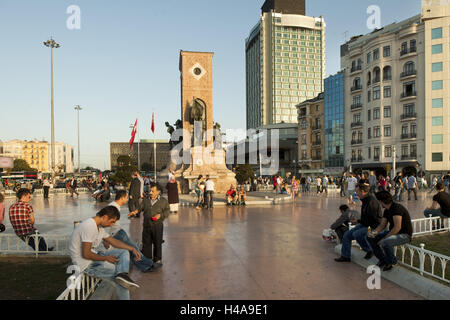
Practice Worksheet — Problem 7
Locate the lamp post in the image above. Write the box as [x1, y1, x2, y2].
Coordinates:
[74, 105, 82, 174]
[43, 38, 60, 181]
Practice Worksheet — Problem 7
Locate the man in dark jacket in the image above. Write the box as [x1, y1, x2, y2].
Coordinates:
[128, 172, 142, 218]
[70, 177, 79, 198]
[138, 183, 169, 270]
[335, 182, 382, 262]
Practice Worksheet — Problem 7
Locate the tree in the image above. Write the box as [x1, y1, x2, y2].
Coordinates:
[235, 164, 255, 184]
[110, 164, 138, 185]
[13, 159, 37, 172]
[117, 155, 132, 167]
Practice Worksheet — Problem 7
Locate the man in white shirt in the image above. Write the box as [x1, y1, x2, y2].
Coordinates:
[69, 206, 141, 300]
[205, 175, 215, 209]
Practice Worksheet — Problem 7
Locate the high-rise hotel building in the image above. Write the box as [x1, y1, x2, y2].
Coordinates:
[246, 0, 326, 129]
[341, 0, 450, 176]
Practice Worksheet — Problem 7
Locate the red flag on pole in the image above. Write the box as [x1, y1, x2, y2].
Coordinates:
[129, 119, 138, 149]
[151, 112, 155, 134]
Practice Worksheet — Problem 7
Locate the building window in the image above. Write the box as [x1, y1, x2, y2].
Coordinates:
[373, 48, 380, 60]
[432, 44, 443, 54]
[403, 81, 416, 96]
[384, 86, 391, 98]
[383, 46, 391, 57]
[432, 80, 443, 90]
[385, 146, 392, 158]
[368, 147, 371, 159]
[432, 153, 443, 162]
[432, 62, 443, 72]
[402, 145, 409, 157]
[373, 108, 380, 120]
[383, 66, 391, 80]
[432, 116, 443, 126]
[368, 109, 371, 121]
[432, 98, 443, 108]
[384, 126, 391, 137]
[374, 147, 380, 160]
[374, 126, 381, 138]
[403, 103, 415, 116]
[411, 144, 417, 157]
[432, 27, 443, 39]
[367, 52, 371, 63]
[368, 128, 372, 139]
[367, 90, 371, 102]
[373, 86, 381, 100]
[432, 134, 444, 144]
[384, 106, 391, 118]
[410, 39, 416, 51]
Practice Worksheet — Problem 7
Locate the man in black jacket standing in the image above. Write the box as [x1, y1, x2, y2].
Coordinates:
[140, 183, 169, 270]
[128, 172, 142, 218]
[335, 182, 382, 262]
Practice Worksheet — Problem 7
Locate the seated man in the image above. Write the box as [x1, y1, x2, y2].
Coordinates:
[69, 206, 141, 300]
[367, 191, 413, 271]
[237, 187, 247, 206]
[98, 186, 111, 202]
[424, 182, 450, 229]
[9, 188, 53, 252]
[107, 190, 156, 273]
[226, 186, 238, 206]
[330, 205, 360, 242]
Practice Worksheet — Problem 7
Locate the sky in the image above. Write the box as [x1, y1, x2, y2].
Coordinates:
[0, 0, 422, 170]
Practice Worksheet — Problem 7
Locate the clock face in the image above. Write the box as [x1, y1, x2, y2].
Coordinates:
[190, 63, 206, 80]
[194, 68, 202, 76]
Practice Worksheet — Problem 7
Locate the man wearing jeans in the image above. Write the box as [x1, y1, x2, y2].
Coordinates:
[367, 191, 413, 271]
[69, 206, 141, 300]
[424, 182, 450, 229]
[407, 174, 418, 201]
[335, 183, 382, 263]
[108, 190, 156, 272]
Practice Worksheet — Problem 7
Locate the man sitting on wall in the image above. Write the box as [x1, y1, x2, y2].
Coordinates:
[226, 186, 238, 206]
[367, 191, 413, 271]
[424, 182, 450, 229]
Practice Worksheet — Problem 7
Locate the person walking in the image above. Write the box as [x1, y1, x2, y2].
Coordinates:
[393, 172, 404, 201]
[43, 178, 51, 199]
[322, 175, 329, 196]
[369, 171, 377, 194]
[205, 175, 215, 209]
[194, 175, 204, 210]
[166, 177, 180, 213]
[407, 174, 418, 201]
[291, 176, 299, 202]
[70, 177, 79, 198]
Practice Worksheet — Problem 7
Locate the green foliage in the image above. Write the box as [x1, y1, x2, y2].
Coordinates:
[117, 155, 132, 167]
[13, 159, 36, 172]
[235, 164, 255, 184]
[110, 165, 138, 185]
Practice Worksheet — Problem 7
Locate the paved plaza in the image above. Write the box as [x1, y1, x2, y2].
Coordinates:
[2, 191, 436, 299]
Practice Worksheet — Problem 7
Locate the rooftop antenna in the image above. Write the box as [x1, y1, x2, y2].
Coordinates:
[343, 31, 349, 42]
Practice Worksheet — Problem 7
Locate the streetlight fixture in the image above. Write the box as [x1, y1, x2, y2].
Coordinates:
[74, 105, 82, 174]
[43, 37, 61, 180]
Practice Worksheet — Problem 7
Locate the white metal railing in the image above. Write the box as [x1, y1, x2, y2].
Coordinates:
[0, 233, 70, 258]
[394, 244, 449, 284]
[413, 216, 450, 236]
[56, 272, 102, 300]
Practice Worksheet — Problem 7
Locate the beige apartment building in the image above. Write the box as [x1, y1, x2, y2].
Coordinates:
[0, 139, 74, 173]
[296, 92, 324, 174]
[341, 0, 450, 176]
[246, 0, 326, 130]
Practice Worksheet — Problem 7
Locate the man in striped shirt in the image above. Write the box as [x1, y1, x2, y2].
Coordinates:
[9, 188, 53, 252]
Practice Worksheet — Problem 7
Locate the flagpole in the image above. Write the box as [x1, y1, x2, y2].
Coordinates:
[153, 112, 157, 182]
[137, 120, 141, 171]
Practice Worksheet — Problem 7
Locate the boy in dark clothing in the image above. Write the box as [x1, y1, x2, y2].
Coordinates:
[367, 191, 413, 271]
[330, 205, 360, 242]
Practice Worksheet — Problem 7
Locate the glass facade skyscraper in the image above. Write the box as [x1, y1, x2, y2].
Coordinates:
[245, 3, 326, 130]
[324, 72, 344, 169]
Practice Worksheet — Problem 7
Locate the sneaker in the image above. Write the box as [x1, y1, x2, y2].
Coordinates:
[115, 273, 140, 290]
[146, 263, 162, 273]
[383, 264, 394, 272]
[364, 251, 374, 260]
[334, 256, 351, 262]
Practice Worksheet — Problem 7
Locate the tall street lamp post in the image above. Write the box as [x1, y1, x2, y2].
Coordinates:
[74, 105, 82, 174]
[43, 38, 60, 180]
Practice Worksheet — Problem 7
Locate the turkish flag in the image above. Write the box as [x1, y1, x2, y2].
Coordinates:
[151, 112, 155, 134]
[129, 119, 137, 149]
